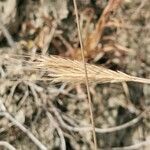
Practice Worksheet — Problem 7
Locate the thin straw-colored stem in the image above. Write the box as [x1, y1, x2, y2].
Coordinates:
[72, 0, 97, 149]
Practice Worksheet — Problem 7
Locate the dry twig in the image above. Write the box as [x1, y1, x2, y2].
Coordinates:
[51, 104, 144, 134]
[0, 112, 47, 150]
[0, 141, 16, 150]
[46, 111, 66, 150]
[0, 19, 16, 49]
[112, 139, 150, 150]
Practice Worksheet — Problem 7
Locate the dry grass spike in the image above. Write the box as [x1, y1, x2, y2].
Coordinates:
[26, 55, 150, 85]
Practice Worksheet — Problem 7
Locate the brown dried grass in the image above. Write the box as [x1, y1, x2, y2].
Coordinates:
[84, 0, 123, 53]
[26, 55, 150, 84]
[2, 54, 150, 85]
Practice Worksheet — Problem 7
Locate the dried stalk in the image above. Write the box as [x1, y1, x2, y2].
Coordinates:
[112, 140, 150, 150]
[72, 0, 97, 149]
[84, 0, 123, 52]
[0, 141, 16, 150]
[0, 112, 47, 150]
[51, 103, 144, 134]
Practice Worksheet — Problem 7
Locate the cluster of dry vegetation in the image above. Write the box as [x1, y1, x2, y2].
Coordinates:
[0, 0, 150, 149]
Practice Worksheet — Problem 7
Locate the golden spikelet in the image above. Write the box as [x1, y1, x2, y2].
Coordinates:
[1, 54, 150, 84]
[29, 55, 150, 84]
